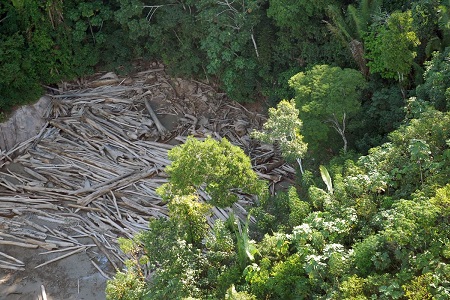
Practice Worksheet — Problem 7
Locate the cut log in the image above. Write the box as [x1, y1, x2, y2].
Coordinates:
[144, 99, 168, 136]
[0, 264, 25, 271]
[0, 251, 24, 265]
[0, 240, 38, 248]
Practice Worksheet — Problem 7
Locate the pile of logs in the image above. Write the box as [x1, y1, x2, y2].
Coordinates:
[0, 67, 296, 275]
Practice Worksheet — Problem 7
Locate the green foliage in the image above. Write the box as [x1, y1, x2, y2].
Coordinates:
[430, 183, 450, 216]
[142, 1, 205, 77]
[355, 84, 405, 152]
[403, 273, 434, 300]
[106, 236, 149, 300]
[158, 136, 266, 208]
[319, 165, 333, 194]
[364, 10, 420, 80]
[267, 0, 350, 68]
[196, 0, 264, 101]
[250, 190, 291, 237]
[352, 234, 385, 277]
[340, 275, 368, 299]
[139, 218, 207, 299]
[168, 195, 211, 246]
[358, 105, 450, 199]
[289, 64, 366, 154]
[416, 47, 450, 111]
[225, 285, 257, 300]
[106, 271, 148, 300]
[287, 187, 311, 228]
[251, 186, 310, 237]
[251, 99, 307, 163]
[326, 0, 382, 76]
[235, 218, 259, 269]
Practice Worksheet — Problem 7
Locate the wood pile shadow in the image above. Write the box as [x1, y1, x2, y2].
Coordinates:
[0, 67, 295, 278]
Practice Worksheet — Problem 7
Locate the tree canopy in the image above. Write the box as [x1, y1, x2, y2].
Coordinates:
[157, 136, 266, 208]
[252, 99, 307, 163]
[289, 64, 366, 153]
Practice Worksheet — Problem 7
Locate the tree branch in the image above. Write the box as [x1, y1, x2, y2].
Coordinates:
[251, 29, 259, 58]
[327, 113, 348, 153]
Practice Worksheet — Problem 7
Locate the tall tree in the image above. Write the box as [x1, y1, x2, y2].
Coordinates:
[326, 0, 382, 77]
[364, 10, 420, 81]
[289, 65, 366, 154]
[252, 99, 308, 171]
[158, 136, 266, 208]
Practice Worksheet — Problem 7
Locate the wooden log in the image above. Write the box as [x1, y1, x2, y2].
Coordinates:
[0, 264, 25, 271]
[41, 285, 48, 300]
[23, 167, 48, 182]
[0, 259, 24, 267]
[71, 169, 138, 195]
[11, 228, 47, 240]
[34, 247, 86, 269]
[39, 244, 95, 255]
[110, 192, 122, 220]
[144, 99, 168, 136]
[0, 240, 38, 248]
[90, 235, 119, 271]
[90, 259, 111, 280]
[0, 251, 24, 265]
[24, 239, 57, 251]
[77, 167, 157, 206]
[67, 204, 102, 212]
[23, 219, 48, 233]
[44, 239, 75, 248]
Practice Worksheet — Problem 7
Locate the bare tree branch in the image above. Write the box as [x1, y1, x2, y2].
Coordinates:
[251, 29, 259, 58]
[327, 112, 348, 153]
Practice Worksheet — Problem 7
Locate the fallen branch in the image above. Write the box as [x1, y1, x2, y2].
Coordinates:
[0, 251, 24, 265]
[34, 246, 86, 269]
[0, 264, 25, 271]
[0, 240, 38, 248]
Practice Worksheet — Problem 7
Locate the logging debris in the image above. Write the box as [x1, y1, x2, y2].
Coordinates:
[0, 67, 296, 273]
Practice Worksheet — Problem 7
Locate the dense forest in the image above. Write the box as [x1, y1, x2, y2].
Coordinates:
[2, 0, 450, 299]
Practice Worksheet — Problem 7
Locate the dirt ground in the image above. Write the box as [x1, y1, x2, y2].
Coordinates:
[0, 245, 106, 300]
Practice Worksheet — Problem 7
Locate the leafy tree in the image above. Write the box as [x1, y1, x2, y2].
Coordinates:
[167, 195, 211, 247]
[225, 285, 257, 300]
[267, 0, 351, 71]
[326, 0, 382, 77]
[251, 99, 307, 164]
[251, 186, 310, 238]
[403, 273, 434, 300]
[106, 270, 148, 300]
[0, 0, 101, 111]
[416, 47, 450, 111]
[140, 218, 207, 299]
[106, 237, 149, 299]
[158, 136, 266, 208]
[289, 64, 366, 154]
[355, 84, 405, 152]
[140, 0, 206, 77]
[340, 274, 368, 299]
[364, 10, 420, 81]
[430, 183, 450, 216]
[196, 0, 264, 101]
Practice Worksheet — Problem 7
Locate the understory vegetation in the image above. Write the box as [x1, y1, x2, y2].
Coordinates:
[2, 0, 450, 299]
